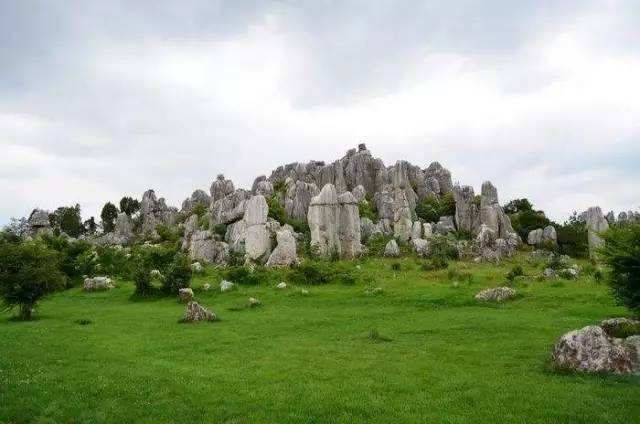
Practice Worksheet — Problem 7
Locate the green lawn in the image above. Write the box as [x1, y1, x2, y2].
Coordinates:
[1, 255, 639, 423]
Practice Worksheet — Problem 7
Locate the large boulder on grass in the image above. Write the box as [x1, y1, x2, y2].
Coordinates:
[84, 276, 115, 292]
[384, 239, 400, 257]
[178, 288, 194, 302]
[183, 301, 216, 322]
[552, 325, 640, 374]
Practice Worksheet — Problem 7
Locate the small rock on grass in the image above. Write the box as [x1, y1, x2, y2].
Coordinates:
[183, 301, 216, 323]
[276, 282, 287, 290]
[475, 287, 516, 303]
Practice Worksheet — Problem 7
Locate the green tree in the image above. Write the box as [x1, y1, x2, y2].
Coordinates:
[599, 222, 640, 314]
[119, 197, 141, 216]
[162, 253, 192, 294]
[416, 193, 455, 223]
[503, 198, 533, 214]
[100, 202, 119, 233]
[0, 240, 66, 319]
[51, 204, 84, 237]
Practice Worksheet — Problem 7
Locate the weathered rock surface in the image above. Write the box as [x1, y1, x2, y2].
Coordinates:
[453, 185, 479, 234]
[384, 239, 400, 257]
[220, 280, 235, 292]
[411, 238, 430, 257]
[266, 228, 298, 267]
[475, 287, 516, 302]
[552, 325, 639, 374]
[140, 189, 178, 234]
[181, 189, 211, 214]
[527, 228, 543, 245]
[84, 276, 114, 292]
[243, 195, 271, 262]
[210, 189, 250, 225]
[585, 206, 609, 257]
[210, 174, 235, 202]
[183, 301, 216, 322]
[178, 288, 194, 302]
[27, 209, 51, 236]
[188, 230, 229, 265]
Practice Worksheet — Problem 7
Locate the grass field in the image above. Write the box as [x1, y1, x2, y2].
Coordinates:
[1, 255, 639, 423]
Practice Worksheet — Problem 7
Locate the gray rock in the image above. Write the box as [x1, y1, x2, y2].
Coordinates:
[552, 325, 639, 374]
[266, 229, 298, 267]
[276, 282, 287, 290]
[84, 276, 114, 292]
[190, 262, 203, 273]
[285, 180, 319, 221]
[220, 280, 235, 292]
[181, 189, 211, 214]
[384, 239, 400, 257]
[527, 229, 543, 245]
[392, 188, 413, 242]
[352, 185, 367, 203]
[225, 220, 247, 253]
[411, 221, 422, 240]
[453, 185, 479, 234]
[210, 174, 235, 202]
[188, 231, 229, 265]
[475, 287, 516, 302]
[422, 223, 433, 238]
[338, 191, 362, 259]
[434, 216, 455, 235]
[27, 209, 51, 236]
[244, 195, 271, 262]
[542, 225, 557, 244]
[585, 206, 609, 257]
[411, 238, 430, 257]
[543, 268, 557, 278]
[140, 189, 178, 234]
[425, 162, 453, 194]
[183, 301, 216, 322]
[600, 318, 640, 337]
[210, 189, 250, 225]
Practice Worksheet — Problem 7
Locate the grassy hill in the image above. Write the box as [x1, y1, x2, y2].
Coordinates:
[1, 255, 638, 423]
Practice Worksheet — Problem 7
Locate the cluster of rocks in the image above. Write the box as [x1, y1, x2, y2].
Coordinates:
[140, 190, 179, 235]
[474, 287, 517, 302]
[26, 209, 52, 237]
[552, 318, 640, 374]
[527, 225, 557, 246]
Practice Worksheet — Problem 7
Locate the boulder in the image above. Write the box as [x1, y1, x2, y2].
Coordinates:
[425, 162, 453, 194]
[338, 192, 362, 259]
[411, 221, 422, 240]
[220, 280, 235, 292]
[411, 238, 429, 257]
[384, 239, 400, 257]
[140, 189, 178, 234]
[434, 216, 455, 235]
[248, 297, 262, 307]
[183, 301, 216, 322]
[600, 318, 640, 338]
[266, 229, 298, 267]
[188, 231, 229, 265]
[552, 325, 639, 374]
[181, 189, 211, 214]
[210, 189, 250, 225]
[284, 180, 319, 221]
[27, 209, 51, 236]
[190, 262, 203, 273]
[392, 188, 413, 242]
[422, 223, 433, 238]
[527, 229, 543, 245]
[178, 288, 194, 302]
[475, 287, 516, 302]
[276, 282, 287, 290]
[84, 276, 115, 292]
[479, 181, 515, 239]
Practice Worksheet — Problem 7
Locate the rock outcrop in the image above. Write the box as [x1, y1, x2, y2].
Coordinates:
[27, 209, 51, 236]
[308, 184, 362, 258]
[188, 230, 229, 265]
[243, 195, 271, 262]
[475, 287, 516, 302]
[140, 189, 178, 234]
[210, 174, 235, 202]
[266, 228, 298, 267]
[84, 276, 115, 292]
[210, 189, 250, 225]
[183, 301, 216, 322]
[384, 239, 400, 257]
[584, 206, 609, 257]
[181, 189, 211, 214]
[453, 185, 479, 234]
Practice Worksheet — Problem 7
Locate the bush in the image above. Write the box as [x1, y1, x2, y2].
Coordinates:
[212, 223, 227, 238]
[422, 257, 449, 271]
[119, 197, 141, 216]
[290, 262, 356, 286]
[365, 234, 393, 257]
[429, 235, 459, 260]
[50, 204, 84, 238]
[199, 215, 210, 230]
[155, 224, 181, 243]
[509, 210, 551, 241]
[162, 253, 192, 294]
[0, 240, 67, 319]
[223, 266, 261, 286]
[192, 203, 207, 218]
[599, 222, 640, 314]
[506, 265, 524, 282]
[416, 193, 455, 223]
[267, 196, 286, 223]
[40, 234, 94, 283]
[391, 262, 402, 271]
[132, 264, 153, 296]
[358, 199, 378, 221]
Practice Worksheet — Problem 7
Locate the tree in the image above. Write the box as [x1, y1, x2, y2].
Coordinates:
[0, 240, 66, 319]
[599, 222, 640, 314]
[162, 253, 192, 294]
[503, 198, 551, 240]
[555, 212, 589, 258]
[119, 197, 140, 216]
[51, 204, 84, 238]
[503, 198, 533, 214]
[415, 193, 455, 223]
[2, 217, 29, 241]
[100, 202, 119, 233]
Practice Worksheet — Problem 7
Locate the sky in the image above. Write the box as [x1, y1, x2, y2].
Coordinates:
[1, 0, 639, 225]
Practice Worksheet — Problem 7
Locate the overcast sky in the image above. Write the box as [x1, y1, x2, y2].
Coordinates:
[1, 0, 639, 225]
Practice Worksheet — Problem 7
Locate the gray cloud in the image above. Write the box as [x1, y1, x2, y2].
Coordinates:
[1, 0, 639, 224]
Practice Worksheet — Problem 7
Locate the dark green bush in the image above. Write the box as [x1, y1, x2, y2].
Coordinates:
[162, 253, 192, 294]
[50, 204, 84, 238]
[224, 266, 260, 286]
[358, 199, 378, 221]
[132, 264, 153, 296]
[192, 203, 207, 218]
[267, 196, 286, 223]
[155, 224, 181, 243]
[119, 197, 140, 216]
[100, 202, 119, 233]
[422, 257, 449, 271]
[40, 234, 93, 283]
[556, 213, 589, 258]
[391, 262, 401, 271]
[365, 235, 393, 257]
[0, 240, 67, 319]
[212, 223, 227, 238]
[599, 222, 640, 314]
[290, 262, 356, 286]
[429, 235, 459, 260]
[506, 265, 524, 282]
[416, 193, 456, 223]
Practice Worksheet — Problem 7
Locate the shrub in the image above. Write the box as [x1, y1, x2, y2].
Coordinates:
[290, 262, 356, 286]
[365, 234, 393, 257]
[132, 264, 153, 296]
[447, 268, 474, 284]
[0, 240, 66, 319]
[422, 257, 449, 271]
[506, 265, 524, 282]
[223, 266, 261, 286]
[212, 223, 227, 238]
[162, 253, 192, 294]
[509, 210, 551, 241]
[199, 215, 210, 230]
[155, 224, 181, 243]
[192, 203, 207, 218]
[358, 199, 378, 221]
[273, 179, 287, 196]
[40, 234, 94, 283]
[391, 262, 401, 271]
[50, 204, 84, 238]
[503, 198, 533, 214]
[429, 235, 459, 260]
[267, 196, 286, 223]
[599, 222, 640, 314]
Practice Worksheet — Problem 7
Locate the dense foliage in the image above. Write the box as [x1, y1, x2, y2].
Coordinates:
[0, 240, 66, 319]
[119, 197, 141, 216]
[555, 213, 589, 258]
[504, 198, 551, 241]
[416, 193, 455, 223]
[358, 198, 378, 221]
[599, 222, 640, 314]
[50, 204, 84, 238]
[100, 202, 119, 232]
[162, 253, 193, 294]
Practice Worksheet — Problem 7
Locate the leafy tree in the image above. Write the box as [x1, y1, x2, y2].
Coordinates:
[100, 202, 119, 233]
[503, 198, 533, 214]
[0, 240, 66, 319]
[50, 204, 84, 238]
[119, 197, 141, 216]
[2, 217, 28, 241]
[556, 212, 589, 258]
[599, 222, 640, 314]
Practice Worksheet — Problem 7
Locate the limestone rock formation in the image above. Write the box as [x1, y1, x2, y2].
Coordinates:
[411, 238, 429, 257]
[527, 228, 543, 245]
[308, 184, 362, 259]
[243, 195, 271, 262]
[27, 209, 52, 236]
[188, 230, 229, 265]
[453, 185, 479, 234]
[181, 189, 211, 214]
[475, 287, 516, 302]
[284, 180, 320, 222]
[210, 189, 250, 225]
[584, 206, 609, 257]
[552, 325, 640, 374]
[178, 288, 194, 302]
[384, 239, 400, 257]
[183, 301, 216, 322]
[479, 182, 515, 239]
[84, 276, 115, 292]
[140, 189, 178, 234]
[210, 174, 235, 202]
[266, 228, 298, 267]
[220, 280, 235, 292]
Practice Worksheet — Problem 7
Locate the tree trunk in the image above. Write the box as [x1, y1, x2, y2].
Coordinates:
[19, 303, 34, 320]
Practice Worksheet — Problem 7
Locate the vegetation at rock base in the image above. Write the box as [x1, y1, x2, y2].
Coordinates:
[600, 221, 640, 314]
[100, 202, 119, 233]
[416, 192, 455, 222]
